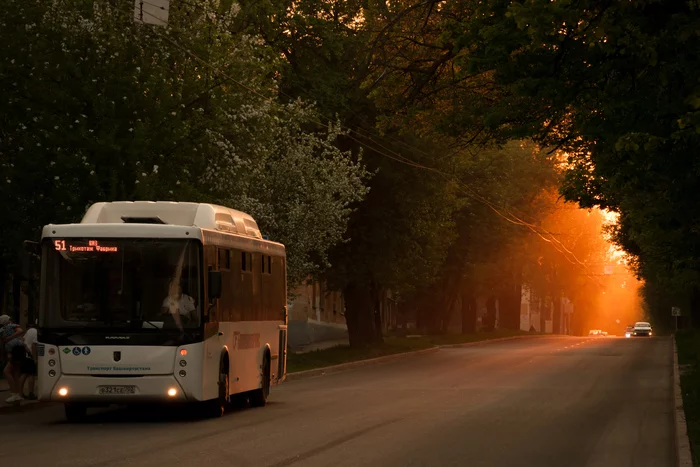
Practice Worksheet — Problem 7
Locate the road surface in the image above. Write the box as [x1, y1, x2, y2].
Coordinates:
[1, 336, 674, 467]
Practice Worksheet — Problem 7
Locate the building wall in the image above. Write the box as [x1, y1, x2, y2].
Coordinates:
[288, 281, 348, 348]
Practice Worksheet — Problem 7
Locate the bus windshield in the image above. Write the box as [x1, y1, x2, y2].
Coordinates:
[40, 238, 201, 330]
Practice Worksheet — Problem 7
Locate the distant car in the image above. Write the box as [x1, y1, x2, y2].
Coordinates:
[625, 325, 634, 338]
[632, 321, 653, 337]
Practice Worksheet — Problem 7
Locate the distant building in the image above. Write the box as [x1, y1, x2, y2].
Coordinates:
[287, 281, 348, 348]
[287, 282, 400, 348]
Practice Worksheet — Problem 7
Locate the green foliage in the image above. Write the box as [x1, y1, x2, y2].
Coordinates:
[0, 0, 368, 284]
[363, 0, 700, 326]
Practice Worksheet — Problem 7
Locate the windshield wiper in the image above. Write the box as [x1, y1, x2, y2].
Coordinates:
[141, 319, 162, 329]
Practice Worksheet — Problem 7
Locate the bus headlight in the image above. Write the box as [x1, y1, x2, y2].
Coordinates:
[58, 387, 68, 397]
[179, 370, 187, 377]
[167, 388, 178, 397]
[48, 359, 56, 367]
[179, 360, 187, 367]
[49, 370, 56, 377]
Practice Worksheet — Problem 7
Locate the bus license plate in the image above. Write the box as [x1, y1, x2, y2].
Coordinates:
[98, 385, 136, 395]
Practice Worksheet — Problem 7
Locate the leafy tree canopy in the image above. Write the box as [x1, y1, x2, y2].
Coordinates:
[0, 0, 369, 285]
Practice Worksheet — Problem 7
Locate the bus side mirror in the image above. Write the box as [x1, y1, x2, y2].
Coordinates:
[208, 271, 222, 301]
[23, 240, 40, 257]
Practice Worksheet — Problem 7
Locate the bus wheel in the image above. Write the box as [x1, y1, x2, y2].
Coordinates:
[250, 355, 270, 408]
[64, 403, 87, 422]
[208, 367, 229, 418]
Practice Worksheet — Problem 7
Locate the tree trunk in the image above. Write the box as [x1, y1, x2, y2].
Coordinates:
[415, 288, 435, 334]
[343, 283, 379, 347]
[436, 276, 463, 334]
[484, 296, 497, 330]
[461, 294, 477, 334]
[497, 263, 522, 331]
[552, 292, 561, 335]
[540, 298, 547, 333]
[370, 282, 384, 344]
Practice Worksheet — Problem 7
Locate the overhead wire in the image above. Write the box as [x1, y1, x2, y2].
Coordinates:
[81, 4, 609, 286]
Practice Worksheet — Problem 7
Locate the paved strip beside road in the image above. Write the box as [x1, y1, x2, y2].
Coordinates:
[1, 336, 673, 467]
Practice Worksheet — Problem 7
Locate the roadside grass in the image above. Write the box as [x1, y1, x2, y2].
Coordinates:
[675, 330, 700, 466]
[286, 329, 540, 373]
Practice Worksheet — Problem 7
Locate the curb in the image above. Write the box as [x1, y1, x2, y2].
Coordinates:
[286, 334, 549, 381]
[286, 347, 440, 381]
[673, 335, 693, 467]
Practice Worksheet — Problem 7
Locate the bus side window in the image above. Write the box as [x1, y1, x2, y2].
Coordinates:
[218, 248, 233, 321]
[205, 244, 219, 322]
[241, 252, 252, 273]
[218, 248, 230, 270]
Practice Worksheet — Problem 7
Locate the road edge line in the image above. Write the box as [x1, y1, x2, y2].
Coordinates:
[436, 334, 544, 349]
[673, 335, 693, 467]
[285, 347, 440, 381]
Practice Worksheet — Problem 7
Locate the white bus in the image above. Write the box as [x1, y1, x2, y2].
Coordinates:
[36, 201, 288, 421]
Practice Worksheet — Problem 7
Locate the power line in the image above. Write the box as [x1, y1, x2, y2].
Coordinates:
[43, 4, 611, 286]
[134, 10, 609, 286]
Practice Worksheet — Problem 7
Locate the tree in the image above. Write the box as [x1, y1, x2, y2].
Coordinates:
[411, 141, 560, 334]
[235, 0, 470, 345]
[362, 0, 700, 327]
[0, 0, 368, 286]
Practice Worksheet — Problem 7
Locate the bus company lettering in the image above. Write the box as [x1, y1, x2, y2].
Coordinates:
[87, 366, 151, 372]
[233, 332, 260, 350]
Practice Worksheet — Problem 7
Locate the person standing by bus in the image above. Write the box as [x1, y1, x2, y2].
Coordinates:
[0, 315, 26, 403]
[19, 323, 38, 400]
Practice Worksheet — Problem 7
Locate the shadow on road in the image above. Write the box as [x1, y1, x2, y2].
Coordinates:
[49, 400, 281, 425]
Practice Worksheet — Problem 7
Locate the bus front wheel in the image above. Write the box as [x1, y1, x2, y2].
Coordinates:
[206, 365, 229, 418]
[64, 403, 87, 422]
[250, 355, 270, 408]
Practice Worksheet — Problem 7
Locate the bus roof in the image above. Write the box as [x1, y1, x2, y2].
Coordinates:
[40, 201, 288, 249]
[78, 202, 263, 238]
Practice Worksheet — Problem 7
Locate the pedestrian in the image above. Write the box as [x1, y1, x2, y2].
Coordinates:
[19, 322, 38, 400]
[0, 314, 26, 403]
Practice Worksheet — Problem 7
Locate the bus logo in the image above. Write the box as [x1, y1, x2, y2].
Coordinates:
[113, 351, 122, 362]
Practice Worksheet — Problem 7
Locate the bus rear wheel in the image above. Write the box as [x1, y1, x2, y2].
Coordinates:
[64, 403, 87, 422]
[250, 355, 270, 408]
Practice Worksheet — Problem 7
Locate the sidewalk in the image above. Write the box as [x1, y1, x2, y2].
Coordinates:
[0, 378, 44, 411]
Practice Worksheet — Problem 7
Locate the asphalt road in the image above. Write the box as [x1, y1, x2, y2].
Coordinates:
[1, 336, 674, 467]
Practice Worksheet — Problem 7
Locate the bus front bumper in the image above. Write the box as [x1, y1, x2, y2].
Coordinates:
[41, 375, 189, 403]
